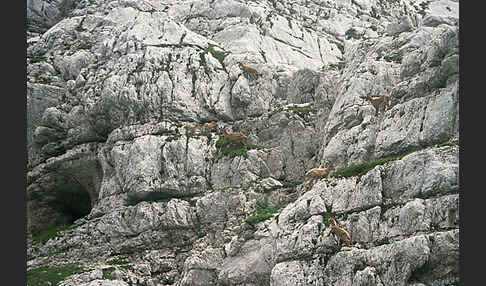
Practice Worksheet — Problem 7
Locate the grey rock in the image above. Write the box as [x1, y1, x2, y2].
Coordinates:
[26, 0, 459, 285]
[27, 0, 76, 33]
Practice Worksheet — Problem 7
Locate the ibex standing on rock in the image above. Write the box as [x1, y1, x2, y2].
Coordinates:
[364, 93, 391, 116]
[305, 165, 334, 184]
[238, 62, 260, 80]
[183, 123, 198, 136]
[329, 217, 351, 247]
[221, 127, 248, 145]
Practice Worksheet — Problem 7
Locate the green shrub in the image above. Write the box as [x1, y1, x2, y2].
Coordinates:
[39, 249, 65, 258]
[330, 145, 426, 178]
[120, 264, 135, 272]
[102, 267, 115, 280]
[345, 28, 361, 40]
[216, 136, 248, 158]
[205, 44, 229, 69]
[245, 202, 280, 226]
[27, 263, 84, 286]
[28, 55, 47, 64]
[280, 180, 303, 189]
[32, 224, 71, 245]
[383, 53, 403, 64]
[215, 136, 262, 159]
[106, 258, 129, 265]
[436, 140, 459, 148]
[288, 105, 313, 116]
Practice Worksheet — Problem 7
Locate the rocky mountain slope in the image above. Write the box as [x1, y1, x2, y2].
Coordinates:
[26, 0, 459, 285]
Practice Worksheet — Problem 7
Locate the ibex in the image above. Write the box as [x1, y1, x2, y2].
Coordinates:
[202, 122, 218, 132]
[183, 123, 197, 135]
[364, 93, 391, 116]
[305, 165, 334, 184]
[329, 217, 351, 247]
[238, 62, 259, 80]
[221, 127, 248, 145]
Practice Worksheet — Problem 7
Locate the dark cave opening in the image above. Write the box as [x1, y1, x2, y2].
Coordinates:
[48, 182, 92, 225]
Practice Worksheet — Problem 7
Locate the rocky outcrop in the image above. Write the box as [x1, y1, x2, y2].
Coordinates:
[27, 0, 459, 285]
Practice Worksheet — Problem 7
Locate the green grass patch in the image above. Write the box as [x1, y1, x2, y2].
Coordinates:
[436, 140, 459, 148]
[260, 49, 268, 63]
[32, 224, 72, 245]
[120, 264, 135, 272]
[280, 180, 303, 189]
[39, 249, 66, 258]
[246, 202, 281, 227]
[320, 212, 333, 226]
[286, 16, 293, 29]
[134, 61, 145, 73]
[373, 238, 390, 246]
[205, 44, 230, 70]
[383, 53, 403, 64]
[216, 137, 248, 159]
[29, 55, 47, 64]
[329, 61, 345, 70]
[336, 42, 345, 55]
[329, 145, 426, 179]
[215, 136, 262, 159]
[288, 105, 313, 115]
[102, 267, 115, 280]
[212, 243, 224, 249]
[27, 263, 84, 286]
[330, 157, 396, 178]
[345, 28, 361, 40]
[268, 107, 285, 117]
[106, 258, 129, 266]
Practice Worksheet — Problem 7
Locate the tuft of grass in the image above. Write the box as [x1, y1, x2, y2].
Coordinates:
[286, 16, 293, 29]
[120, 264, 135, 272]
[212, 243, 224, 249]
[32, 224, 72, 245]
[383, 53, 403, 64]
[205, 44, 230, 70]
[336, 42, 345, 55]
[330, 145, 426, 179]
[320, 212, 333, 226]
[373, 238, 390, 246]
[215, 136, 262, 159]
[288, 105, 313, 116]
[106, 258, 129, 265]
[102, 267, 115, 280]
[29, 55, 47, 64]
[27, 263, 84, 286]
[245, 202, 280, 227]
[268, 107, 285, 117]
[436, 140, 459, 148]
[260, 49, 268, 63]
[280, 180, 303, 189]
[329, 61, 346, 70]
[345, 28, 361, 40]
[134, 61, 145, 73]
[39, 249, 66, 258]
[216, 136, 248, 159]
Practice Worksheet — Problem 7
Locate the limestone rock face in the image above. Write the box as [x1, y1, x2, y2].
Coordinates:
[27, 0, 459, 285]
